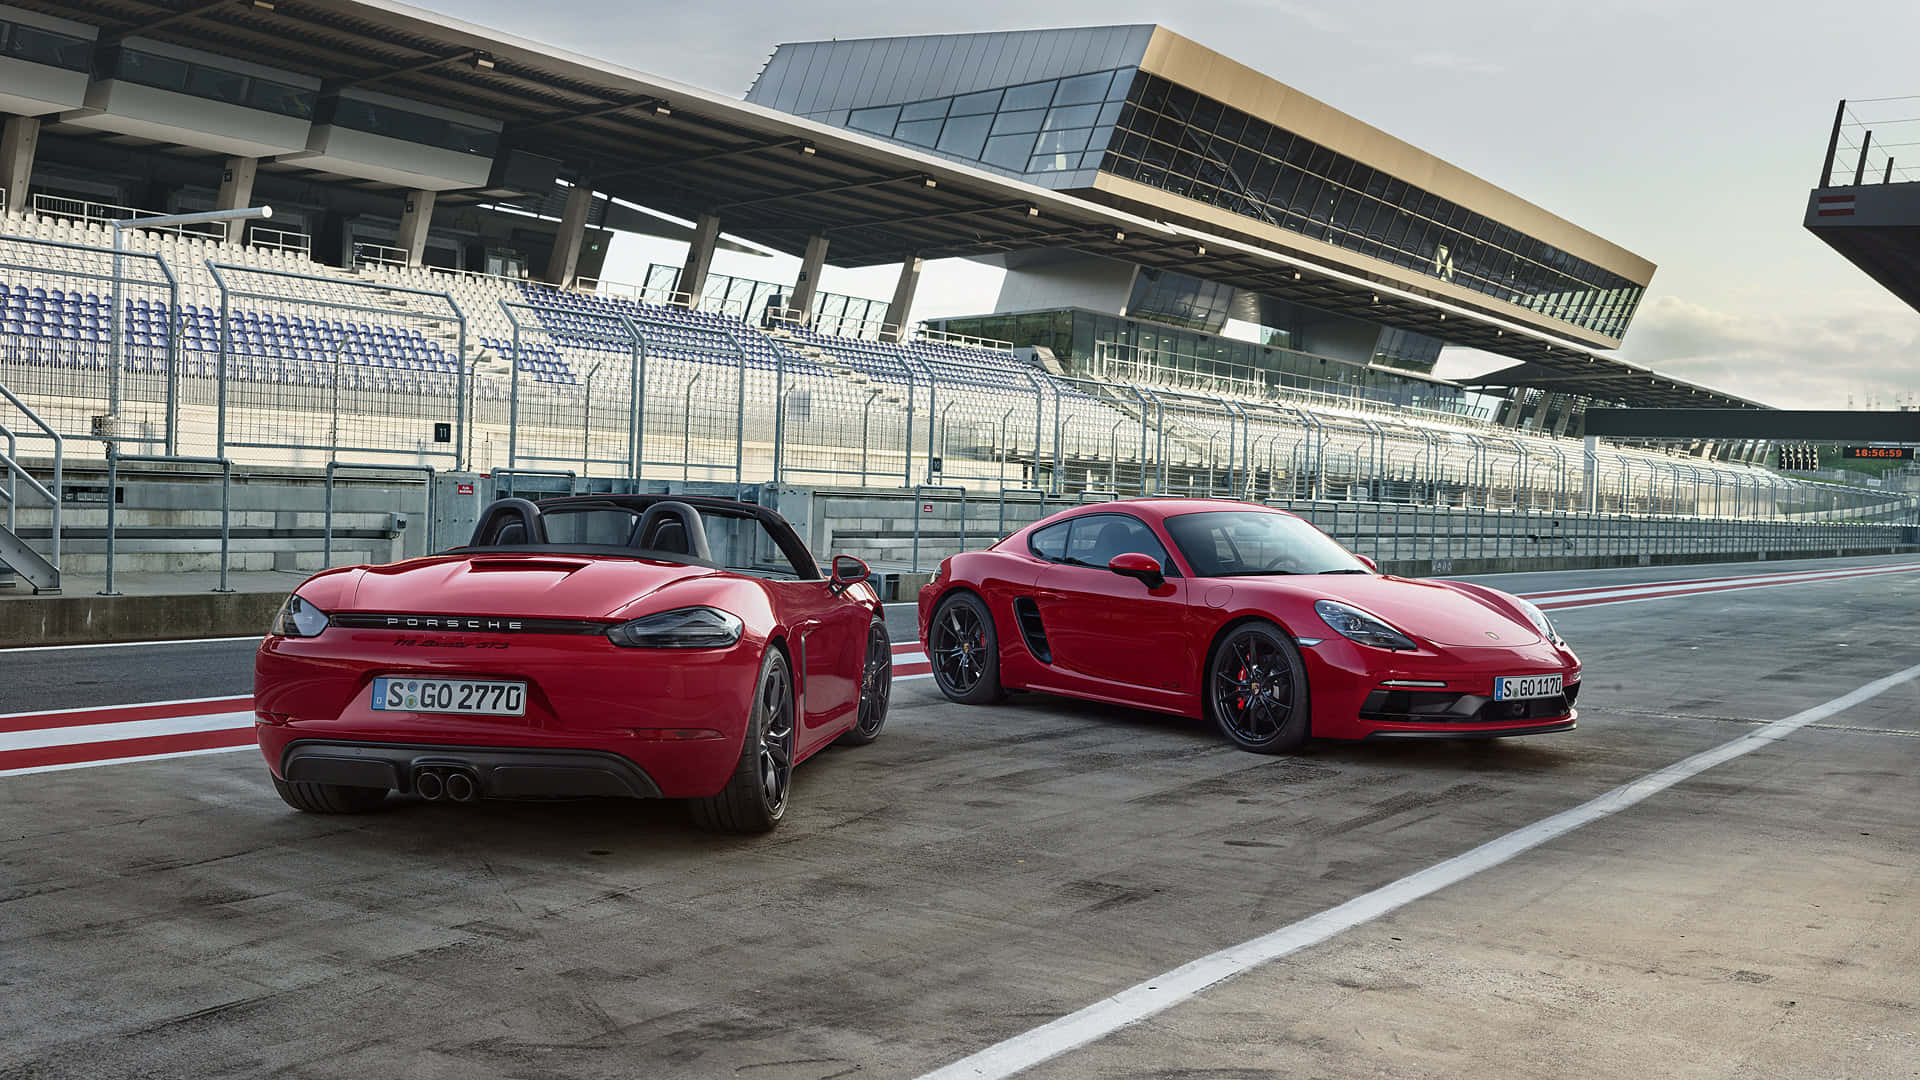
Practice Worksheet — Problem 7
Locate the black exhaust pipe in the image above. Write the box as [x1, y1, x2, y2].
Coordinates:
[444, 771, 477, 803]
[415, 769, 445, 801]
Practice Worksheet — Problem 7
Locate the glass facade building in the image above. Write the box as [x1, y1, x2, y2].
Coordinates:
[1103, 74, 1643, 338]
[760, 35, 1646, 340]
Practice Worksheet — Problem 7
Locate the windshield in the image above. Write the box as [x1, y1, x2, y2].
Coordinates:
[1164, 510, 1367, 577]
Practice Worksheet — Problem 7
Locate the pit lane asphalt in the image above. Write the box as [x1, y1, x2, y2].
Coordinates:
[3, 552, 1917, 1079]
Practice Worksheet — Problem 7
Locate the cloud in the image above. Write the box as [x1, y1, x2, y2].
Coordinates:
[1620, 295, 1920, 408]
[1408, 50, 1504, 76]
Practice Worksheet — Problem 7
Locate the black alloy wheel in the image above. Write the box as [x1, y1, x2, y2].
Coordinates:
[1206, 622, 1311, 753]
[837, 617, 893, 746]
[928, 592, 1003, 704]
[691, 648, 795, 833]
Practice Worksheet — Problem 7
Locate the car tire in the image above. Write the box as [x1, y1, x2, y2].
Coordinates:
[271, 775, 389, 814]
[835, 617, 892, 747]
[1205, 621, 1311, 754]
[690, 647, 795, 834]
[927, 591, 1005, 705]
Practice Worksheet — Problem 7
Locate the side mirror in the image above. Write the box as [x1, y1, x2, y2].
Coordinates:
[1107, 552, 1166, 589]
[1355, 554, 1380, 574]
[829, 554, 871, 594]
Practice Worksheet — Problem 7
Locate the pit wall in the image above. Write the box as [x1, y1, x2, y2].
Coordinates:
[2, 469, 1913, 644]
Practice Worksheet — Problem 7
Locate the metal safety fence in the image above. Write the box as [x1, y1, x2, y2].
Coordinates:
[0, 221, 1911, 597]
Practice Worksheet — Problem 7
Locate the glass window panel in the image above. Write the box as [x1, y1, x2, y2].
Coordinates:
[981, 133, 1036, 170]
[899, 98, 949, 122]
[1149, 113, 1186, 144]
[1189, 96, 1221, 134]
[9, 25, 90, 71]
[118, 49, 190, 92]
[1036, 125, 1098, 155]
[950, 89, 1002, 115]
[1045, 103, 1100, 130]
[1324, 154, 1354, 188]
[186, 65, 248, 106]
[1305, 145, 1335, 177]
[1028, 151, 1072, 172]
[1106, 68, 1138, 100]
[1098, 101, 1125, 128]
[991, 108, 1045, 135]
[1052, 70, 1114, 106]
[1164, 82, 1198, 117]
[936, 112, 992, 159]
[848, 105, 899, 135]
[249, 80, 314, 119]
[1080, 149, 1109, 170]
[1002, 80, 1056, 111]
[893, 118, 942, 148]
[1213, 113, 1246, 147]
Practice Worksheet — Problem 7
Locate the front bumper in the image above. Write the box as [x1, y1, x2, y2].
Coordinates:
[1298, 634, 1582, 740]
[278, 739, 664, 798]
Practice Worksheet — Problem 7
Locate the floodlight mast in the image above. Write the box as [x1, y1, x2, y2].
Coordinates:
[110, 205, 273, 454]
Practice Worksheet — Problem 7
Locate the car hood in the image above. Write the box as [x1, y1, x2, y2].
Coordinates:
[1251, 574, 1540, 647]
[333, 552, 722, 620]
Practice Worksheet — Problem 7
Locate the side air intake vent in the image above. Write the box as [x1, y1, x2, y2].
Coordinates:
[1013, 597, 1051, 663]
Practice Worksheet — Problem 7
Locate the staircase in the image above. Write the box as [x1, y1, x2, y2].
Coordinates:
[0, 523, 57, 592]
[1, 379, 63, 594]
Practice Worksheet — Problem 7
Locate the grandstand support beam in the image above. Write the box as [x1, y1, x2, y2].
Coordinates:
[882, 254, 923, 343]
[0, 116, 38, 217]
[788, 234, 830, 325]
[1528, 391, 1553, 431]
[678, 213, 721, 307]
[544, 183, 594, 288]
[214, 157, 258, 224]
[1498, 390, 1526, 427]
[396, 189, 436, 267]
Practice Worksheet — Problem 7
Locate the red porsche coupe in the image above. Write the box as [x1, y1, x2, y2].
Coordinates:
[918, 499, 1580, 752]
[255, 494, 891, 832]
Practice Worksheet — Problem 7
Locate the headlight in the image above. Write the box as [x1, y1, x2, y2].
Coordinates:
[1314, 599, 1417, 651]
[1514, 597, 1563, 645]
[271, 594, 330, 638]
[606, 606, 743, 648]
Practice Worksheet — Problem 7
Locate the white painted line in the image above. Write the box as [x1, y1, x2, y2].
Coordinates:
[0, 635, 263, 654]
[0, 694, 254, 722]
[914, 660, 1920, 1080]
[0, 744, 254, 778]
[1529, 564, 1917, 606]
[0, 711, 256, 752]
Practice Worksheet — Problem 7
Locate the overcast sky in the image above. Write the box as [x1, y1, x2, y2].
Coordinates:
[435, 0, 1920, 409]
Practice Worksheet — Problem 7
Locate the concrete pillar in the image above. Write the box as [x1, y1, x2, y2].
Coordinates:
[1528, 391, 1553, 431]
[1552, 402, 1575, 438]
[544, 183, 594, 288]
[677, 213, 721, 307]
[1, 115, 39, 217]
[1583, 435, 1599, 512]
[213, 156, 258, 242]
[1498, 389, 1527, 427]
[788, 233, 830, 324]
[881, 253, 923, 342]
[395, 188, 436, 267]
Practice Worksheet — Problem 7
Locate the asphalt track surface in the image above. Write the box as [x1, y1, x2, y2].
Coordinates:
[3, 552, 1918, 1078]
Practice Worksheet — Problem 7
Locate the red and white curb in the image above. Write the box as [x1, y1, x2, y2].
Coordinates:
[3, 561, 1913, 778]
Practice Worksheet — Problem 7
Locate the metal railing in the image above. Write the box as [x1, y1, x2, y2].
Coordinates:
[247, 227, 313, 256]
[0, 223, 1911, 555]
[350, 242, 409, 270]
[31, 195, 228, 241]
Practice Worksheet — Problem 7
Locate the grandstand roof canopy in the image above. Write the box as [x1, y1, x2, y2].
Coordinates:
[27, 0, 1768, 410]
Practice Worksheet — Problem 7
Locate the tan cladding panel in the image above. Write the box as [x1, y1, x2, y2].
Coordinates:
[1089, 171, 1625, 350]
[1137, 27, 1655, 286]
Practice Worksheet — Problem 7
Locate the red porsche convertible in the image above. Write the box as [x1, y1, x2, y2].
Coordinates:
[255, 494, 891, 832]
[918, 499, 1579, 752]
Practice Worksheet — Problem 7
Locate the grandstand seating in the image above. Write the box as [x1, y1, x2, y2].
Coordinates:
[0, 211, 1885, 523]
